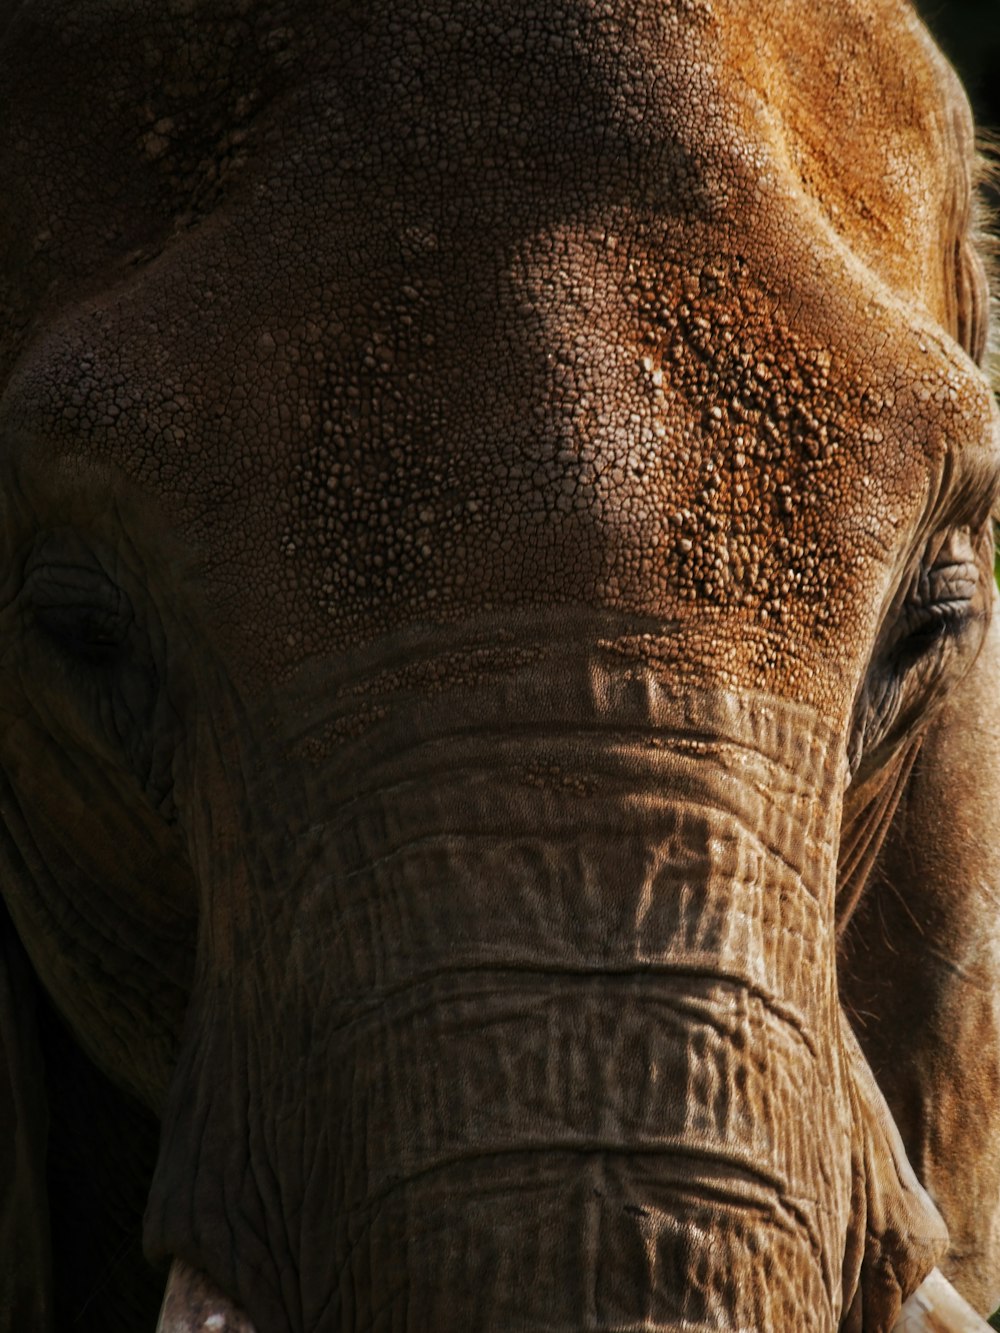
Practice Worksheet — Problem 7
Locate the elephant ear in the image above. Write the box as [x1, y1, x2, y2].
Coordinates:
[839, 584, 1000, 1316]
[0, 899, 52, 1332]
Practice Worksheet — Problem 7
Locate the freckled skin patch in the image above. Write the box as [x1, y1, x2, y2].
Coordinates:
[0, 0, 993, 716]
[0, 1, 998, 1330]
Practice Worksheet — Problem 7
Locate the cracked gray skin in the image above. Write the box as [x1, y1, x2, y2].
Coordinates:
[0, 0, 999, 1329]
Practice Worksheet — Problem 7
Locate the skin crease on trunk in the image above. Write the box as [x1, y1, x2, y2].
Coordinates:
[0, 0, 998, 1329]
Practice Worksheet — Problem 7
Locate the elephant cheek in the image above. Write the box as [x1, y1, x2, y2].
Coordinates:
[840, 1016, 949, 1329]
[156, 1260, 257, 1333]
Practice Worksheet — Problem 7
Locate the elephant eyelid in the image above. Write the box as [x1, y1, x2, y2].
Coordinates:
[895, 597, 981, 667]
[907, 599, 977, 636]
[910, 552, 979, 606]
[34, 605, 129, 649]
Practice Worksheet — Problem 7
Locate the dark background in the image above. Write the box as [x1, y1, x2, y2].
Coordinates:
[916, 0, 1000, 130]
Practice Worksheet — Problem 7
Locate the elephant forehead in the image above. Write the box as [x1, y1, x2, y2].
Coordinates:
[0, 0, 967, 322]
[0, 0, 996, 708]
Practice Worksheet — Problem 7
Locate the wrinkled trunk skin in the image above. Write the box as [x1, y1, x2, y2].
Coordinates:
[145, 631, 941, 1330]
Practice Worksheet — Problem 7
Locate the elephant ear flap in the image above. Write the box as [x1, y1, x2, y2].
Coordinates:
[0, 900, 52, 1332]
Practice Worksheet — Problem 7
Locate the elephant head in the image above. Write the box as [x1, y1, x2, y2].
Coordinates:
[0, 0, 997, 1329]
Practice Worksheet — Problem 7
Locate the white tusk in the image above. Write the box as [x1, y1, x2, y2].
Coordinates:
[893, 1267, 994, 1331]
[155, 1259, 257, 1333]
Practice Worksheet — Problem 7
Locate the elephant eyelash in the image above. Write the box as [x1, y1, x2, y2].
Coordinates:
[895, 599, 980, 667]
[33, 605, 129, 667]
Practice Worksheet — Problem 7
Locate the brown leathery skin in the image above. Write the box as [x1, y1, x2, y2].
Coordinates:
[142, 652, 942, 1329]
[840, 593, 1000, 1317]
[1, 0, 996, 708]
[0, 0, 996, 1330]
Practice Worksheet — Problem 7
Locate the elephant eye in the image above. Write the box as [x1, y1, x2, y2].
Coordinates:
[890, 530, 986, 677]
[849, 532, 987, 781]
[26, 565, 133, 667]
[896, 581, 981, 666]
[18, 542, 168, 795]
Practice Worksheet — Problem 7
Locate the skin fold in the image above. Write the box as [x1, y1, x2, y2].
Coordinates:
[0, 0, 997, 1329]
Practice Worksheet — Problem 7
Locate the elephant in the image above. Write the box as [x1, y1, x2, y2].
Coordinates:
[0, 0, 998, 1328]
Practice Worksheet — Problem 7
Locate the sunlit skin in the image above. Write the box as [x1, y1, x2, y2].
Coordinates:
[0, 1, 998, 1330]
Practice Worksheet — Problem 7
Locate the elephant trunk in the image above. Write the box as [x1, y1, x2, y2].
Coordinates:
[154, 1263, 994, 1333]
[146, 637, 947, 1330]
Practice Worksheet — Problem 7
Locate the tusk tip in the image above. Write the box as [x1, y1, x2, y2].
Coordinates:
[155, 1259, 257, 1333]
[893, 1267, 994, 1332]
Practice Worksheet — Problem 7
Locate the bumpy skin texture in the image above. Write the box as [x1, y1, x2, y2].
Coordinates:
[0, 0, 997, 1329]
